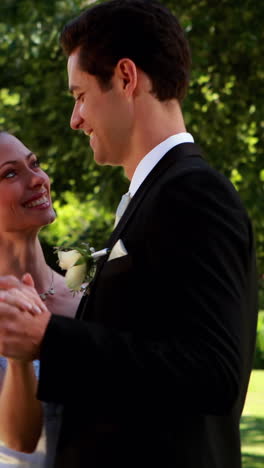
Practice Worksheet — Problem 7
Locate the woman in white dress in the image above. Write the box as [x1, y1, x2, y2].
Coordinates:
[0, 131, 81, 467]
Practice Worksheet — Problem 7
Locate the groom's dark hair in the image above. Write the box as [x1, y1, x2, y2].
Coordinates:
[60, 0, 191, 103]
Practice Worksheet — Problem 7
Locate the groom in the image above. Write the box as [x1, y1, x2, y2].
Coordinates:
[0, 1, 258, 467]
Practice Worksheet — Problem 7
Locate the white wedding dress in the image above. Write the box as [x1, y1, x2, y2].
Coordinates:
[0, 357, 62, 468]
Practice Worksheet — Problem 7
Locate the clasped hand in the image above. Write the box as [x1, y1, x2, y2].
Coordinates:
[0, 274, 51, 361]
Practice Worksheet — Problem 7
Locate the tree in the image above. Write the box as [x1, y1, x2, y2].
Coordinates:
[0, 0, 129, 256]
[1, 0, 263, 294]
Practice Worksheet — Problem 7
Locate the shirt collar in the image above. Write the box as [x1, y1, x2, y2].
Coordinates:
[129, 132, 194, 196]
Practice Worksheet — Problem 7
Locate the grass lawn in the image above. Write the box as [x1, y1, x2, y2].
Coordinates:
[240, 369, 264, 468]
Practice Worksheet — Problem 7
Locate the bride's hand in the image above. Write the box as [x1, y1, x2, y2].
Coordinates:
[0, 275, 48, 315]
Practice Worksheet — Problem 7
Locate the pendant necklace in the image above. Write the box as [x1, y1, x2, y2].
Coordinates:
[39, 268, 56, 301]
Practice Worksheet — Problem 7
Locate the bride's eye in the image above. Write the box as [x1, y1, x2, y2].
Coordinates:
[4, 170, 16, 179]
[31, 159, 40, 168]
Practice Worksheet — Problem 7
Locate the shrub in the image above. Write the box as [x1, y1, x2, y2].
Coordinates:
[253, 310, 264, 369]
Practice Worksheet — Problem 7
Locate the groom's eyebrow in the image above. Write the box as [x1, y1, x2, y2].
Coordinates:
[69, 85, 81, 94]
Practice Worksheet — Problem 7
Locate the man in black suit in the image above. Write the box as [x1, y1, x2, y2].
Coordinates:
[0, 1, 258, 467]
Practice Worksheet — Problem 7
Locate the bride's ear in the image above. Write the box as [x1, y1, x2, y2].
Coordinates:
[22, 272, 35, 287]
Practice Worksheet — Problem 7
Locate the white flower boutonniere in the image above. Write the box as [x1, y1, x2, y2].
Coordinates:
[55, 243, 109, 294]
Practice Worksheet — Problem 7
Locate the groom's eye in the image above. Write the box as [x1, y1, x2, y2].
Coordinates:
[76, 93, 84, 102]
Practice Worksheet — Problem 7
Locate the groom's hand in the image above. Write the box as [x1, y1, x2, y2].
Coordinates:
[0, 275, 51, 360]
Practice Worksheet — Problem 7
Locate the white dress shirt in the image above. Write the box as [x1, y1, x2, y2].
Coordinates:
[129, 132, 194, 197]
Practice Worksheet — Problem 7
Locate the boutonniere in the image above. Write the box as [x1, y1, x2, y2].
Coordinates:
[55, 243, 109, 295]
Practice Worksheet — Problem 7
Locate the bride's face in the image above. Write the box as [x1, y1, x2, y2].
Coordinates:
[0, 133, 56, 233]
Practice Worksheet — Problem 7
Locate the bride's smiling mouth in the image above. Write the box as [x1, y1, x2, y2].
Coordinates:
[23, 191, 50, 209]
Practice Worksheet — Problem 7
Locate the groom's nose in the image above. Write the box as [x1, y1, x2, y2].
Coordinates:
[70, 103, 84, 130]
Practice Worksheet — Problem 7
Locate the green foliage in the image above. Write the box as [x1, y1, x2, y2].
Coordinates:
[41, 190, 114, 248]
[241, 370, 264, 467]
[0, 0, 128, 255]
[254, 311, 264, 369]
[0, 0, 263, 298]
[0, 0, 123, 208]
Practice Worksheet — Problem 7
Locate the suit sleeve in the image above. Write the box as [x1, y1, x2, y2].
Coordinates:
[37, 169, 257, 418]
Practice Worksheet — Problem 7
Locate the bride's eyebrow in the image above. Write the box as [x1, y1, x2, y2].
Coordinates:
[0, 152, 34, 169]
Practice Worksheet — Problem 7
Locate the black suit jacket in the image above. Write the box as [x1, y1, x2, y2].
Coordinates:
[38, 143, 258, 468]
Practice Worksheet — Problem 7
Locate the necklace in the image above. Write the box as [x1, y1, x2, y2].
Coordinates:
[39, 268, 55, 301]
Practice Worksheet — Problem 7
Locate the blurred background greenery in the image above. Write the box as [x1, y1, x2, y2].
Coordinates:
[241, 369, 264, 468]
[1, 0, 264, 366]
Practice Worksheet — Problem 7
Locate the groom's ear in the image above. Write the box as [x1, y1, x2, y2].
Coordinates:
[115, 58, 138, 96]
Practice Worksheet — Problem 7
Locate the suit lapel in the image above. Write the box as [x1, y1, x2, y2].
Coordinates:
[107, 142, 203, 249]
[77, 142, 203, 319]
[97, 142, 202, 272]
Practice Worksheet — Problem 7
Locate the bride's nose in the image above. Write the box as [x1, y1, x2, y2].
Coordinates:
[28, 169, 48, 188]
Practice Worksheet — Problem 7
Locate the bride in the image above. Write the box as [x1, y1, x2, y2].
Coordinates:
[0, 131, 81, 467]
